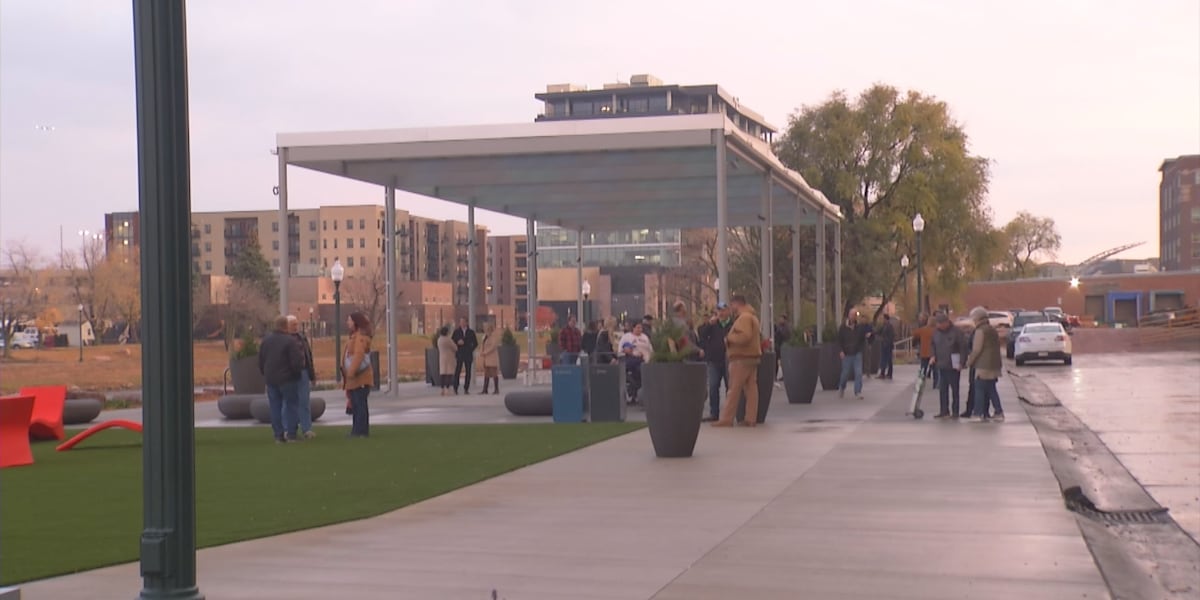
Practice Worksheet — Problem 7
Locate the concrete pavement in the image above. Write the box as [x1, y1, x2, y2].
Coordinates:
[22, 365, 1110, 599]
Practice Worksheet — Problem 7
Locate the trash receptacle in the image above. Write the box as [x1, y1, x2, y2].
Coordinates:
[551, 364, 584, 423]
[370, 350, 381, 391]
[588, 363, 625, 422]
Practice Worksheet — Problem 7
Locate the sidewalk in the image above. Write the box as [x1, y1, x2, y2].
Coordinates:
[21, 365, 1108, 599]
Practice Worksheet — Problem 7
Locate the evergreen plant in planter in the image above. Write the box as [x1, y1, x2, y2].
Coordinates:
[498, 327, 520, 379]
[545, 325, 561, 364]
[228, 333, 265, 394]
[641, 320, 705, 458]
[818, 321, 842, 391]
[781, 326, 820, 404]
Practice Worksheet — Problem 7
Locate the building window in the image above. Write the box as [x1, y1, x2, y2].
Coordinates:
[516, 284, 527, 296]
[515, 257, 527, 268]
[323, 220, 327, 231]
[310, 240, 318, 250]
[204, 260, 212, 271]
[359, 219, 365, 229]
[323, 257, 328, 267]
[272, 221, 279, 232]
[348, 257, 355, 267]
[627, 97, 649, 113]
[204, 242, 211, 252]
[571, 99, 594, 116]
[649, 95, 668, 111]
[1192, 206, 1200, 223]
[333, 220, 338, 230]
[347, 238, 353, 249]
[334, 239, 338, 249]
[309, 221, 316, 232]
[515, 241, 527, 254]
[346, 219, 353, 230]
[204, 223, 211, 234]
[361, 256, 366, 267]
[360, 238, 366, 248]
[323, 239, 328, 249]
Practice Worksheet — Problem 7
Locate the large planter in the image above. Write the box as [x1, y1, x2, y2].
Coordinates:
[62, 398, 103, 424]
[424, 347, 439, 386]
[818, 342, 842, 391]
[498, 344, 520, 380]
[641, 362, 706, 458]
[229, 355, 265, 394]
[735, 353, 774, 424]
[781, 345, 820, 404]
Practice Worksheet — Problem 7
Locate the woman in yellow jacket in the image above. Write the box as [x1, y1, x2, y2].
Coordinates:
[342, 312, 374, 438]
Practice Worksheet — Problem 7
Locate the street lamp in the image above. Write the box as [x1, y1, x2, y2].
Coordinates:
[308, 306, 314, 337]
[77, 304, 84, 362]
[582, 279, 591, 325]
[331, 259, 345, 382]
[912, 213, 925, 319]
[1069, 276, 1081, 289]
[900, 255, 910, 317]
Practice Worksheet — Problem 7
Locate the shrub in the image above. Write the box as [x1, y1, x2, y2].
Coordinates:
[650, 319, 698, 363]
[500, 328, 517, 346]
[230, 332, 259, 360]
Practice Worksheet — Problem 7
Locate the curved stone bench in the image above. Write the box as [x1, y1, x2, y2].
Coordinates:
[504, 389, 554, 416]
[249, 396, 327, 424]
[62, 398, 103, 425]
[218, 394, 257, 420]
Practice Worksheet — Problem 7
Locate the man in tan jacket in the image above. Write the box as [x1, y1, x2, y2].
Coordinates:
[965, 306, 1004, 423]
[713, 294, 763, 427]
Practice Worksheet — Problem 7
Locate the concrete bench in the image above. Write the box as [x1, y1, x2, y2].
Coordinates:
[218, 394, 256, 420]
[248, 396, 326, 423]
[504, 389, 554, 416]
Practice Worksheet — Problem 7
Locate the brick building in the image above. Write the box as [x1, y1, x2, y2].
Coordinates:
[964, 272, 1200, 326]
[1159, 154, 1200, 272]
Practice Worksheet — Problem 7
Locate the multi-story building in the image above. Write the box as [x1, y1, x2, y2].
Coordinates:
[103, 211, 139, 261]
[486, 235, 529, 317]
[1159, 154, 1200, 272]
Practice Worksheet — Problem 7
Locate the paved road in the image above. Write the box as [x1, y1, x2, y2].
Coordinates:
[23, 365, 1108, 599]
[1013, 351, 1200, 543]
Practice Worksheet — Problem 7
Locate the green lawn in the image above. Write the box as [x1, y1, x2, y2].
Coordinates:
[0, 423, 643, 584]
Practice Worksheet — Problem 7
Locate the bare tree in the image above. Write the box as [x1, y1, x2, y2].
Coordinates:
[1, 242, 48, 357]
[341, 263, 402, 330]
[60, 235, 112, 341]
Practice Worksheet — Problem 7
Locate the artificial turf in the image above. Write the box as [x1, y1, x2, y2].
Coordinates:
[0, 422, 643, 584]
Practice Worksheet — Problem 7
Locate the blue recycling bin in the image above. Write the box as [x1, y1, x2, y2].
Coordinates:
[551, 364, 585, 423]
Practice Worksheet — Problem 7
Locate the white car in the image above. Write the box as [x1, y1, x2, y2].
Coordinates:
[5, 330, 38, 349]
[1014, 322, 1072, 366]
[988, 311, 1013, 330]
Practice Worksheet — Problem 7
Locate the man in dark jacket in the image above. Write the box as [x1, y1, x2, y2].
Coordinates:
[773, 315, 790, 380]
[697, 303, 733, 422]
[837, 311, 873, 399]
[930, 313, 968, 418]
[452, 317, 478, 393]
[259, 315, 305, 443]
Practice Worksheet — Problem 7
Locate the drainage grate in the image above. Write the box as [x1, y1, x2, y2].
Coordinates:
[1063, 486, 1172, 525]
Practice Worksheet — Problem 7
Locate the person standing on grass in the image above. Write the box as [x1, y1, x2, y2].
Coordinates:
[713, 294, 762, 428]
[558, 315, 583, 364]
[930, 313, 967, 419]
[452, 317, 478, 393]
[286, 315, 317, 439]
[342, 312, 374, 438]
[259, 315, 305, 444]
[479, 321, 501, 395]
[437, 326, 457, 395]
[966, 306, 1005, 423]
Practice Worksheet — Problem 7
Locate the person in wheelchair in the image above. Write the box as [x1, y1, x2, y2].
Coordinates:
[618, 322, 653, 404]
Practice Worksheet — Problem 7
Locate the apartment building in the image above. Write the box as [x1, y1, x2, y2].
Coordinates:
[486, 235, 529, 317]
[1159, 154, 1200, 272]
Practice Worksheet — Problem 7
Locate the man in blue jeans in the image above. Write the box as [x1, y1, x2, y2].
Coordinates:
[258, 315, 305, 444]
[837, 311, 873, 399]
[966, 306, 1005, 422]
[697, 303, 733, 421]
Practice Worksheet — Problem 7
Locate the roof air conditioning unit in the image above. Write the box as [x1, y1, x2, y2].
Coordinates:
[630, 74, 663, 87]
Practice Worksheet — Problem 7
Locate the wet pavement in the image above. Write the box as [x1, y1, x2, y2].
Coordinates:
[1013, 351, 1200, 543]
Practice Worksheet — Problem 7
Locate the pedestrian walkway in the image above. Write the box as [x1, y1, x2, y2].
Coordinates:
[20, 365, 1108, 599]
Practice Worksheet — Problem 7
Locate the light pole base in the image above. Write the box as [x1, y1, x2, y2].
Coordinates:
[137, 587, 204, 600]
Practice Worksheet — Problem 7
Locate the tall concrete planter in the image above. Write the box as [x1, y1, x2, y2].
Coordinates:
[641, 362, 706, 458]
[735, 353, 774, 424]
[818, 342, 842, 391]
[781, 345, 820, 404]
[498, 344, 519, 379]
[228, 355, 265, 394]
[863, 339, 880, 376]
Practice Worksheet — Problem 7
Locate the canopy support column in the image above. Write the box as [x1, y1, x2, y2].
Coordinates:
[816, 214, 826, 343]
[467, 203, 477, 331]
[792, 198, 802, 335]
[576, 229, 584, 330]
[277, 148, 289, 315]
[834, 220, 843, 321]
[526, 217, 538, 384]
[716, 130, 729, 304]
[385, 184, 398, 395]
[760, 172, 772, 340]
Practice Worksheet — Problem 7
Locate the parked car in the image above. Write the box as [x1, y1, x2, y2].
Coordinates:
[1013, 322, 1073, 366]
[988, 311, 1014, 330]
[7, 329, 39, 349]
[1007, 311, 1051, 358]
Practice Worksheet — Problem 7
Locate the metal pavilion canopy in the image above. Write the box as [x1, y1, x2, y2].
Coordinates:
[275, 113, 844, 393]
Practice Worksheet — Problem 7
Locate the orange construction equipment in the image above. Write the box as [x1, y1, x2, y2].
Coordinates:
[56, 419, 143, 452]
[0, 395, 36, 468]
[19, 385, 67, 441]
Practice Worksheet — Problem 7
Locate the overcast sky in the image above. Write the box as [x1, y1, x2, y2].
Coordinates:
[2, 0, 1197, 265]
